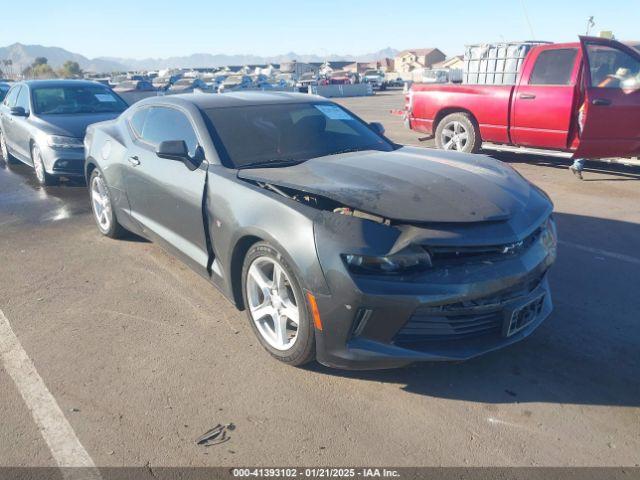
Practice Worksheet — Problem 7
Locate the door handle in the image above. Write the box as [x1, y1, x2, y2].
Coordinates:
[128, 156, 140, 166]
[592, 98, 611, 106]
[519, 93, 536, 100]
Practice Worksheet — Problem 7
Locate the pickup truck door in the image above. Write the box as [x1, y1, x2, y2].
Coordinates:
[572, 36, 640, 159]
[511, 45, 581, 150]
[124, 106, 210, 277]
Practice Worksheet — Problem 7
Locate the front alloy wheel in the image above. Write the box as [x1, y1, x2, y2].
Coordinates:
[32, 145, 57, 186]
[242, 242, 316, 366]
[90, 168, 125, 238]
[246, 256, 300, 350]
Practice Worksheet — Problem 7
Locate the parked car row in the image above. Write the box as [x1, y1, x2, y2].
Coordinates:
[0, 82, 557, 370]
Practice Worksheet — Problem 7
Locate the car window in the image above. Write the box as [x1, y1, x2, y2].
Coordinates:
[0, 85, 10, 103]
[15, 86, 30, 112]
[129, 108, 149, 137]
[586, 43, 640, 89]
[3, 85, 21, 108]
[204, 102, 394, 168]
[32, 85, 128, 115]
[529, 49, 578, 85]
[141, 107, 199, 156]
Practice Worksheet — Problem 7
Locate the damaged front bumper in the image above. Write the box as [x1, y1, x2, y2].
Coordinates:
[312, 216, 556, 370]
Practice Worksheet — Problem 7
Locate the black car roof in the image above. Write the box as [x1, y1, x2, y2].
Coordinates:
[136, 91, 326, 109]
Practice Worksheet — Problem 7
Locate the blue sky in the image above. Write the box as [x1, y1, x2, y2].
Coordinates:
[1, 0, 637, 59]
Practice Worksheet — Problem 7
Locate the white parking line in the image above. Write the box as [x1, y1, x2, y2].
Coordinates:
[559, 240, 640, 266]
[0, 309, 101, 479]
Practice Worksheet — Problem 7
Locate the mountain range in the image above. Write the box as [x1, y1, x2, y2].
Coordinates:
[0, 43, 400, 74]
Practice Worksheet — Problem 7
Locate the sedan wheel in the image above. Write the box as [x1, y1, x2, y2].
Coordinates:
[246, 256, 300, 350]
[242, 242, 316, 366]
[1, 130, 18, 164]
[32, 145, 57, 186]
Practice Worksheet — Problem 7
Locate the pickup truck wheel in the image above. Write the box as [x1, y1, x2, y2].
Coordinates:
[435, 113, 480, 153]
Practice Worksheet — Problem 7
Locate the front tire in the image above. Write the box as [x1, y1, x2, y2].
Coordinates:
[435, 112, 481, 153]
[32, 144, 58, 186]
[242, 242, 316, 366]
[89, 168, 126, 239]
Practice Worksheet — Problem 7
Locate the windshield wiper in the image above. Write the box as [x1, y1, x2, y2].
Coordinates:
[238, 159, 306, 169]
[324, 147, 370, 157]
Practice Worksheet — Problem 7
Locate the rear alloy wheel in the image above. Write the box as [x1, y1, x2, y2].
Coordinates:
[0, 130, 19, 164]
[435, 113, 481, 153]
[90, 168, 125, 238]
[242, 242, 315, 366]
[32, 144, 57, 186]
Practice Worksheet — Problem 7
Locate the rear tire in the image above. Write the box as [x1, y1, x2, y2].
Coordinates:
[241, 242, 316, 366]
[89, 168, 126, 239]
[0, 129, 19, 164]
[435, 112, 481, 153]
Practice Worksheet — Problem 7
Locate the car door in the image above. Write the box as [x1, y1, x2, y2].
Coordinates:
[511, 45, 581, 149]
[572, 36, 640, 159]
[124, 105, 210, 276]
[0, 85, 22, 156]
[10, 85, 33, 161]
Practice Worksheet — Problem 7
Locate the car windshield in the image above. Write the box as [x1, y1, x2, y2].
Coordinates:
[32, 85, 128, 115]
[0, 85, 9, 102]
[204, 102, 395, 169]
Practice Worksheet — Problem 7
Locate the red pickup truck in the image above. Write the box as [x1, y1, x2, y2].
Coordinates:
[405, 37, 640, 159]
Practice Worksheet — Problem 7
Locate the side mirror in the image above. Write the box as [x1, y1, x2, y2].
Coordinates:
[369, 122, 385, 136]
[10, 106, 27, 117]
[156, 140, 189, 162]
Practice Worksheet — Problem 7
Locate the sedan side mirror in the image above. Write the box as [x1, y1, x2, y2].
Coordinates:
[157, 140, 190, 162]
[369, 122, 385, 136]
[10, 106, 27, 117]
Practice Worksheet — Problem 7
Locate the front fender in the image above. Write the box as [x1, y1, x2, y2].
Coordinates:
[206, 166, 331, 305]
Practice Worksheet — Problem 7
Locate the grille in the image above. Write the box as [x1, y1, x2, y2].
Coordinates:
[395, 311, 503, 342]
[394, 275, 543, 344]
[427, 227, 542, 267]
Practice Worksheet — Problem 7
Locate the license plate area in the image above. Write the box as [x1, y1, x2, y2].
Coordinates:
[503, 293, 545, 337]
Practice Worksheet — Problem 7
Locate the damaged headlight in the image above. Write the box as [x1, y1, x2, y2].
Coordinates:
[342, 245, 432, 275]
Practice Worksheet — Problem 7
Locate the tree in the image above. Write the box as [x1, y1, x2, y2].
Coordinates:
[57, 60, 82, 78]
[23, 57, 56, 79]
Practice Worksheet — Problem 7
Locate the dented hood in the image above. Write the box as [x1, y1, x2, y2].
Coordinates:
[238, 146, 549, 223]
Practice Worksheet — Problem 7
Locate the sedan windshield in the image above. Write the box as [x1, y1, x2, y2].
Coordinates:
[204, 102, 395, 168]
[32, 85, 128, 115]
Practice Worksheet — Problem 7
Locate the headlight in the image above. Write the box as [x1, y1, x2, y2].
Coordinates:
[46, 135, 84, 149]
[541, 215, 558, 258]
[342, 245, 432, 275]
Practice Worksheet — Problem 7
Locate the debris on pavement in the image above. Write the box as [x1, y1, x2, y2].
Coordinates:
[195, 423, 235, 447]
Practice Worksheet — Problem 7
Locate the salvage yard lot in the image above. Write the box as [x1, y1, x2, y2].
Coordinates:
[0, 90, 638, 467]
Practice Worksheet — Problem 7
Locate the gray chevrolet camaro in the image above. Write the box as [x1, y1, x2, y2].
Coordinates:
[85, 92, 557, 370]
[0, 80, 128, 185]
